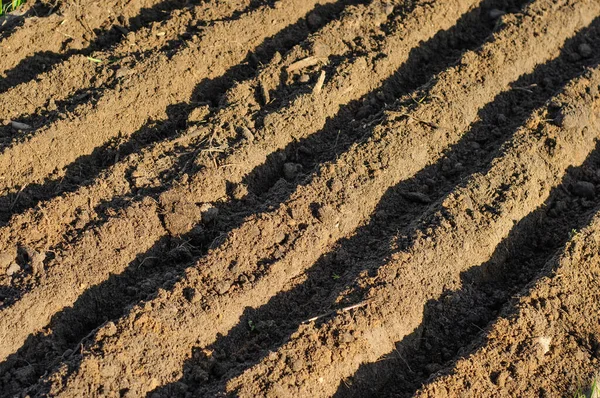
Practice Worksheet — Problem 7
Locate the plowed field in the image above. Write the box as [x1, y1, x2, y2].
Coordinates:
[1, 0, 600, 396]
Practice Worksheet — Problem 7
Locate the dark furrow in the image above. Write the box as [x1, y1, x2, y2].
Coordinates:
[0, 0, 263, 93]
[156, 28, 597, 396]
[23, 0, 596, 389]
[338, 144, 600, 397]
[0, 0, 491, 393]
[0, 0, 354, 223]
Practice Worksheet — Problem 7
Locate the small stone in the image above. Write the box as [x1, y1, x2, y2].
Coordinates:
[298, 74, 310, 83]
[183, 287, 201, 303]
[272, 51, 282, 64]
[200, 205, 219, 223]
[104, 321, 118, 337]
[290, 358, 304, 372]
[569, 52, 582, 62]
[275, 231, 287, 244]
[216, 280, 231, 295]
[329, 179, 343, 192]
[497, 113, 507, 124]
[0, 252, 14, 269]
[283, 163, 301, 180]
[573, 181, 595, 199]
[578, 43, 593, 58]
[10, 121, 33, 130]
[126, 31, 136, 43]
[536, 336, 552, 355]
[6, 262, 20, 276]
[306, 12, 322, 29]
[312, 41, 331, 58]
[489, 9, 505, 19]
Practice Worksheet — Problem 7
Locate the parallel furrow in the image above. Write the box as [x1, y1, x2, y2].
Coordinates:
[0, 0, 259, 123]
[415, 207, 600, 397]
[1, 0, 192, 78]
[0, 0, 334, 194]
[30, 0, 598, 396]
[0, 0, 472, 360]
[230, 43, 600, 397]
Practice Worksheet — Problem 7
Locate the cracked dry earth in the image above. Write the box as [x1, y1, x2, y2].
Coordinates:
[1, 0, 600, 397]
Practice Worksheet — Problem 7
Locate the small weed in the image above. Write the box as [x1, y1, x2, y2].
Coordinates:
[332, 273, 341, 280]
[0, 0, 25, 17]
[87, 56, 103, 64]
[574, 376, 599, 398]
[248, 320, 255, 332]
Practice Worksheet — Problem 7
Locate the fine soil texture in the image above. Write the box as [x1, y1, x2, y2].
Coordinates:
[1, 0, 600, 397]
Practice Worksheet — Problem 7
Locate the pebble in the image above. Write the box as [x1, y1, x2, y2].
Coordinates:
[26, 248, 45, 275]
[283, 163, 301, 180]
[275, 231, 287, 244]
[183, 287, 201, 303]
[10, 121, 32, 130]
[200, 205, 219, 223]
[298, 74, 310, 83]
[290, 358, 304, 372]
[572, 181, 595, 199]
[578, 43, 593, 58]
[104, 321, 118, 337]
[497, 113, 507, 124]
[0, 252, 14, 269]
[306, 12, 322, 29]
[216, 280, 231, 295]
[6, 263, 20, 276]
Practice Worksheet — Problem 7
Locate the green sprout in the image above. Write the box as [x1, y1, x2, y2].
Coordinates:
[574, 376, 599, 398]
[0, 0, 25, 16]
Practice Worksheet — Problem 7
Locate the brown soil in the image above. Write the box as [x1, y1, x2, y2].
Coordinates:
[1, 0, 600, 396]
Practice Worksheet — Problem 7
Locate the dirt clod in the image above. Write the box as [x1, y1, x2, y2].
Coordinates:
[5, 263, 20, 276]
[579, 43, 593, 58]
[572, 181, 595, 199]
[283, 163, 302, 181]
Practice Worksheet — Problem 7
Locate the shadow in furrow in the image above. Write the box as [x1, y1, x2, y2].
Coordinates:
[0, 1, 56, 41]
[335, 142, 600, 398]
[0, 0, 271, 94]
[0, 2, 590, 396]
[0, 0, 353, 223]
[150, 18, 600, 398]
